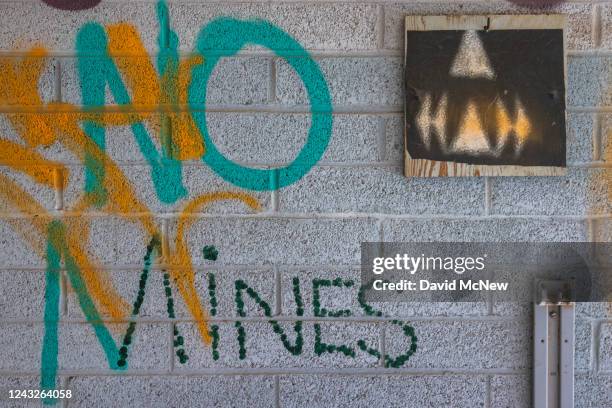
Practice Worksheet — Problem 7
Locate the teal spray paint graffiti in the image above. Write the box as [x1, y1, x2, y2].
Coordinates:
[189, 17, 333, 190]
[76, 2, 188, 205]
[35, 2, 416, 404]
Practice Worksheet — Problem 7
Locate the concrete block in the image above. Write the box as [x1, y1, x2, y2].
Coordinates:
[206, 113, 382, 165]
[267, 3, 379, 51]
[61, 56, 270, 107]
[384, 2, 594, 51]
[575, 374, 612, 407]
[0, 323, 42, 371]
[62, 215, 161, 268]
[279, 166, 485, 215]
[489, 168, 611, 216]
[167, 3, 266, 53]
[576, 302, 612, 318]
[279, 375, 487, 408]
[602, 114, 612, 163]
[68, 375, 274, 407]
[168, 217, 378, 266]
[276, 57, 403, 107]
[491, 375, 530, 408]
[0, 2, 160, 52]
[66, 269, 167, 319]
[184, 56, 271, 107]
[58, 322, 169, 371]
[567, 56, 612, 107]
[280, 267, 487, 318]
[0, 56, 56, 106]
[600, 322, 612, 371]
[385, 115, 404, 163]
[280, 267, 361, 318]
[567, 112, 596, 164]
[602, 5, 612, 50]
[575, 319, 592, 371]
[0, 218, 49, 267]
[63, 163, 270, 215]
[60, 56, 159, 107]
[0, 114, 80, 165]
[0, 166, 57, 213]
[172, 268, 277, 319]
[0, 270, 46, 320]
[383, 218, 589, 242]
[492, 302, 531, 318]
[67, 267, 274, 321]
[174, 321, 380, 369]
[384, 320, 530, 369]
[169, 3, 378, 52]
[70, 116, 161, 163]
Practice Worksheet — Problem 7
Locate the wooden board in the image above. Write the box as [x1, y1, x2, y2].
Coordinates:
[404, 15, 567, 177]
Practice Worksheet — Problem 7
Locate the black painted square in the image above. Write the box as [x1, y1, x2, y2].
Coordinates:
[405, 29, 565, 166]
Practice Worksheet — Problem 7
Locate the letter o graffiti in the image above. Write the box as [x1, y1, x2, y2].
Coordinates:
[189, 18, 333, 191]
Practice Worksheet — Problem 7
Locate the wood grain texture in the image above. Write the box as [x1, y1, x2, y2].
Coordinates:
[404, 152, 567, 177]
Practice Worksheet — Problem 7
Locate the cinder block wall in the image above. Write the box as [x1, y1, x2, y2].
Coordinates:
[0, 0, 610, 407]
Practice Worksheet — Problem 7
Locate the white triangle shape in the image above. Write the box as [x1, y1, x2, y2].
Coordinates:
[450, 31, 495, 79]
[452, 101, 491, 154]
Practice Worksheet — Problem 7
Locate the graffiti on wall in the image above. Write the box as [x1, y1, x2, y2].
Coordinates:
[1, 1, 416, 404]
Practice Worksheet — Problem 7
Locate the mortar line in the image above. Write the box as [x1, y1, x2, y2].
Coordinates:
[587, 218, 596, 242]
[0, 315, 529, 324]
[161, 218, 170, 262]
[593, 320, 602, 373]
[594, 113, 603, 161]
[484, 177, 491, 216]
[589, 320, 596, 374]
[274, 375, 280, 408]
[0, 105, 610, 115]
[2, 159, 611, 169]
[485, 375, 492, 408]
[274, 267, 282, 316]
[593, 4, 602, 48]
[568, 106, 612, 113]
[60, 376, 69, 408]
[377, 116, 387, 162]
[379, 326, 386, 367]
[376, 4, 385, 50]
[3, 0, 611, 4]
[53, 167, 64, 211]
[5, 260, 611, 274]
[269, 57, 277, 104]
[54, 58, 62, 103]
[169, 321, 175, 372]
[0, 367, 533, 377]
[271, 190, 279, 212]
[4, 211, 601, 221]
[60, 270, 68, 316]
[2, 47, 612, 58]
[0, 104, 406, 114]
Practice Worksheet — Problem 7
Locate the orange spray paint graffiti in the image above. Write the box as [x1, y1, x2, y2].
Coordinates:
[0, 0, 337, 404]
[0, 2, 419, 406]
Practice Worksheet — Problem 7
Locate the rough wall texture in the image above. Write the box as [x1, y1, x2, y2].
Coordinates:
[0, 0, 610, 407]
